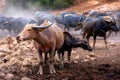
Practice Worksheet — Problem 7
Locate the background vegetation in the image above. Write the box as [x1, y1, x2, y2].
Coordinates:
[6, 0, 74, 10]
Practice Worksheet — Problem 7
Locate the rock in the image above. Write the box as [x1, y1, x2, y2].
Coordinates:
[0, 72, 5, 77]
[5, 73, 14, 80]
[9, 57, 19, 65]
[0, 60, 3, 64]
[31, 57, 38, 61]
[74, 55, 79, 59]
[89, 52, 95, 57]
[85, 55, 90, 59]
[4, 55, 11, 60]
[12, 39, 18, 44]
[22, 58, 32, 67]
[84, 59, 89, 62]
[73, 60, 78, 63]
[21, 76, 31, 80]
[0, 51, 9, 57]
[11, 51, 21, 57]
[17, 57, 24, 61]
[20, 66, 28, 73]
[90, 57, 96, 61]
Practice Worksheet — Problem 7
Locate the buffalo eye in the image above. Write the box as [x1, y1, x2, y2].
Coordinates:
[27, 29, 32, 31]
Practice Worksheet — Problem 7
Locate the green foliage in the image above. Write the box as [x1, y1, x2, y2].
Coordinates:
[53, 0, 74, 9]
[6, 0, 74, 9]
[31, 0, 74, 9]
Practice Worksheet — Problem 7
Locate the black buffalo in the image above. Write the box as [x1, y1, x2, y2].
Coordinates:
[55, 12, 76, 24]
[89, 11, 118, 37]
[0, 16, 13, 29]
[82, 16, 119, 49]
[89, 10, 110, 18]
[115, 12, 120, 30]
[55, 12, 86, 31]
[58, 32, 92, 69]
[89, 10, 98, 17]
[34, 11, 56, 25]
[1, 17, 36, 36]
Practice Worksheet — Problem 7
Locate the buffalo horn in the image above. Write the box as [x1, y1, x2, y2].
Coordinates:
[32, 22, 53, 29]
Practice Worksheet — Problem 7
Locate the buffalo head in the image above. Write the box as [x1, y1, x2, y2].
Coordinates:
[74, 39, 92, 51]
[103, 16, 119, 32]
[16, 20, 53, 41]
[79, 40, 92, 51]
[74, 22, 83, 31]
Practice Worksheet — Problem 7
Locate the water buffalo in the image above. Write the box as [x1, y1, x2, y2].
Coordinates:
[16, 20, 64, 75]
[89, 10, 110, 18]
[1, 17, 36, 36]
[55, 12, 76, 24]
[89, 11, 118, 37]
[115, 12, 120, 30]
[34, 11, 56, 25]
[58, 32, 92, 69]
[0, 16, 13, 29]
[82, 16, 119, 49]
[89, 10, 98, 17]
[75, 17, 96, 31]
[55, 12, 86, 31]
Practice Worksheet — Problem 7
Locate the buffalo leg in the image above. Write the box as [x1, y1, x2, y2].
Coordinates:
[86, 35, 90, 43]
[49, 45, 56, 74]
[68, 49, 72, 63]
[44, 52, 48, 64]
[49, 52, 56, 74]
[107, 30, 112, 38]
[103, 35, 107, 49]
[83, 32, 86, 39]
[93, 35, 96, 49]
[37, 51, 43, 75]
[58, 51, 64, 69]
[62, 51, 65, 62]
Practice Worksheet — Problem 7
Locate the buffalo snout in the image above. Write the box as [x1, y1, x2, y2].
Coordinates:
[110, 23, 119, 32]
[16, 36, 20, 40]
[80, 41, 93, 51]
[88, 47, 93, 51]
[114, 26, 119, 31]
[16, 36, 21, 43]
[85, 44, 93, 51]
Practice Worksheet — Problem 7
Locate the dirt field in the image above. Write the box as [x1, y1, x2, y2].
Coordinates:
[0, 0, 120, 80]
[0, 32, 120, 80]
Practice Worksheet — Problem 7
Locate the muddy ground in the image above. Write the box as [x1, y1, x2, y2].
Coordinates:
[0, 31, 120, 80]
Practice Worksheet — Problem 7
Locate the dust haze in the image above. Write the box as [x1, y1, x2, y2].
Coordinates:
[2, 1, 49, 18]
